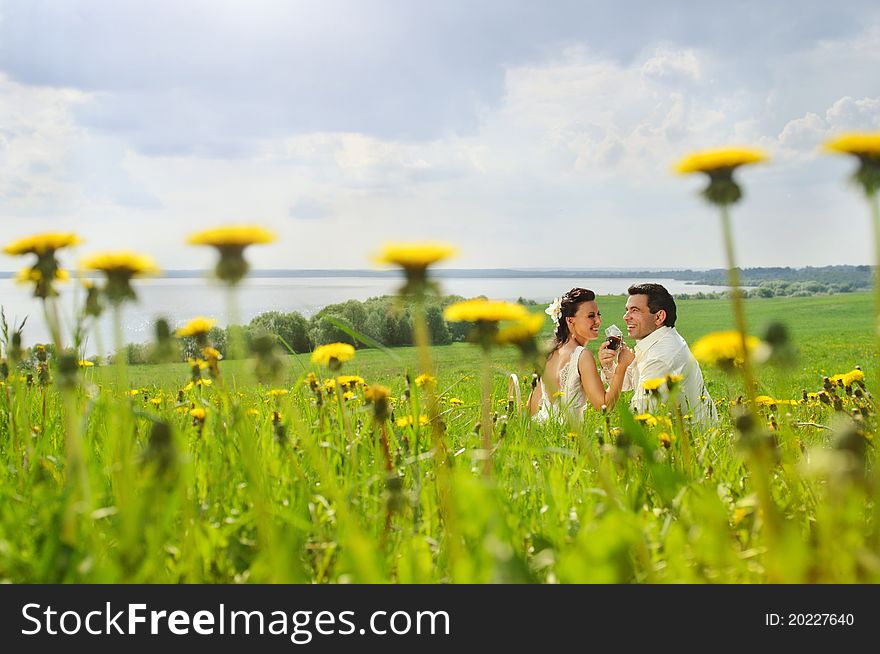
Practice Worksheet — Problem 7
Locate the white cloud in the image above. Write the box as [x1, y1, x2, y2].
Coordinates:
[641, 45, 702, 83]
[2, 10, 879, 271]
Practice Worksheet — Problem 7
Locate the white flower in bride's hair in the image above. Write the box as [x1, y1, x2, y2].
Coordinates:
[545, 297, 562, 322]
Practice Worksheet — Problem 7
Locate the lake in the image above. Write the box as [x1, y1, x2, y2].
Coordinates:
[0, 275, 725, 355]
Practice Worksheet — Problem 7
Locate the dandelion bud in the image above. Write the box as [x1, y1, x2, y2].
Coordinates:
[84, 281, 104, 318]
[57, 350, 79, 390]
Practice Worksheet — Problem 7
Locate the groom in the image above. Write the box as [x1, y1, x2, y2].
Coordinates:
[599, 283, 717, 424]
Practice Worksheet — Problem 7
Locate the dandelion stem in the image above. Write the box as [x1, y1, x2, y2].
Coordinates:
[719, 204, 758, 404]
[869, 191, 880, 348]
[480, 348, 493, 478]
[411, 298, 447, 467]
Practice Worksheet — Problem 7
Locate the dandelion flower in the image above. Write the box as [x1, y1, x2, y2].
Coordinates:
[395, 415, 429, 428]
[674, 148, 768, 175]
[443, 299, 528, 324]
[15, 267, 70, 285]
[692, 330, 767, 369]
[374, 242, 457, 296]
[81, 251, 158, 276]
[493, 312, 545, 345]
[675, 147, 767, 207]
[268, 388, 289, 397]
[190, 407, 207, 420]
[78, 360, 94, 368]
[176, 316, 217, 339]
[449, 397, 464, 407]
[375, 242, 457, 270]
[337, 375, 365, 388]
[187, 226, 276, 248]
[641, 377, 667, 392]
[5, 232, 81, 299]
[824, 133, 880, 159]
[635, 413, 659, 428]
[4, 232, 81, 256]
[414, 373, 436, 388]
[311, 342, 356, 370]
[81, 251, 159, 304]
[824, 133, 880, 196]
[187, 225, 276, 284]
[830, 369, 866, 388]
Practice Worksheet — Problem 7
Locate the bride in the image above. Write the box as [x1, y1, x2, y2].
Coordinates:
[528, 287, 635, 422]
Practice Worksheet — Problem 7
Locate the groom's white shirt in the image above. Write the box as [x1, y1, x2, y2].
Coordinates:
[609, 326, 717, 424]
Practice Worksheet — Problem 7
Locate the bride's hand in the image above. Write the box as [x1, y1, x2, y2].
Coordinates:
[617, 343, 635, 368]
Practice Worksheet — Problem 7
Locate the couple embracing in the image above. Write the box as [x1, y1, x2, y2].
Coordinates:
[529, 283, 717, 425]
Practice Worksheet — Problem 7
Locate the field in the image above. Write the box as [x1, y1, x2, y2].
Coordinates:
[0, 292, 877, 583]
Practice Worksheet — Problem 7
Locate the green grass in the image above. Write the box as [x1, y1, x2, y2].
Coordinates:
[1, 292, 877, 583]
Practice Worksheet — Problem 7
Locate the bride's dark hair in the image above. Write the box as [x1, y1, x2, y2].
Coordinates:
[549, 287, 596, 356]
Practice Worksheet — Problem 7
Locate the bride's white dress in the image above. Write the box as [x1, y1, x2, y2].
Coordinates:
[533, 345, 589, 423]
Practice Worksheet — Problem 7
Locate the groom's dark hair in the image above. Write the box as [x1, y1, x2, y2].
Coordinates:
[628, 284, 676, 327]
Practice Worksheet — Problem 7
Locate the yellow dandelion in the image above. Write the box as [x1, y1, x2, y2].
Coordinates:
[824, 132, 880, 196]
[81, 250, 159, 304]
[202, 346, 222, 360]
[323, 378, 336, 392]
[830, 369, 865, 387]
[375, 242, 457, 269]
[337, 375, 365, 388]
[443, 298, 529, 323]
[342, 391, 355, 401]
[81, 251, 158, 276]
[449, 397, 464, 407]
[692, 330, 765, 368]
[182, 379, 213, 391]
[635, 413, 658, 428]
[149, 397, 163, 407]
[732, 507, 750, 527]
[311, 342, 356, 367]
[246, 408, 260, 417]
[14, 267, 70, 285]
[493, 312, 546, 345]
[364, 384, 390, 402]
[268, 388, 289, 397]
[187, 225, 275, 285]
[754, 395, 777, 407]
[3, 232, 81, 256]
[78, 360, 95, 368]
[641, 377, 667, 392]
[189, 407, 207, 420]
[414, 373, 436, 388]
[674, 147, 768, 175]
[176, 317, 217, 338]
[187, 225, 276, 247]
[658, 432, 674, 448]
[824, 133, 880, 159]
[395, 415, 429, 428]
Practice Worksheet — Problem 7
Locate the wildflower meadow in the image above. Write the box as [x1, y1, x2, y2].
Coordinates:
[1, 139, 879, 584]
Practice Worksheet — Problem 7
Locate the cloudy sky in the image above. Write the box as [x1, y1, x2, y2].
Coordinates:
[1, 0, 879, 271]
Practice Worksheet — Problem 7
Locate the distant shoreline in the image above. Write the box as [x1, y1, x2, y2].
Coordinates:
[0, 266, 869, 281]
[0, 268, 698, 279]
